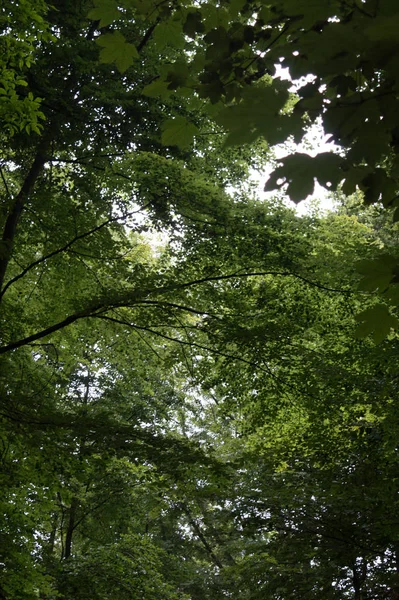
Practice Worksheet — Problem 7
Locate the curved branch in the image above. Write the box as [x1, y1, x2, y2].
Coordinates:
[0, 269, 352, 355]
[95, 315, 277, 379]
[0, 204, 151, 299]
[49, 157, 134, 181]
[0, 306, 101, 355]
[0, 165, 12, 202]
[137, 19, 160, 52]
[159, 269, 353, 295]
[180, 503, 224, 569]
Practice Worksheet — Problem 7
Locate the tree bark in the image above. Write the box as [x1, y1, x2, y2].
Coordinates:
[0, 144, 49, 296]
[64, 496, 79, 559]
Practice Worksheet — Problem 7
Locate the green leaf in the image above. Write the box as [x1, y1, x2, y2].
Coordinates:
[355, 304, 399, 343]
[183, 10, 205, 38]
[153, 19, 185, 50]
[161, 116, 199, 149]
[215, 81, 291, 145]
[310, 153, 344, 189]
[356, 254, 397, 292]
[365, 15, 399, 41]
[358, 273, 394, 293]
[142, 79, 172, 98]
[329, 75, 357, 95]
[265, 152, 343, 203]
[88, 0, 121, 27]
[205, 27, 230, 60]
[201, 4, 230, 30]
[384, 285, 399, 306]
[198, 81, 224, 104]
[360, 169, 397, 207]
[96, 31, 139, 73]
[224, 128, 259, 146]
[165, 62, 190, 90]
[341, 166, 372, 196]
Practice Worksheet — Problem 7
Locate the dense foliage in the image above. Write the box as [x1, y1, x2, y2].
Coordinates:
[1, 1, 399, 599]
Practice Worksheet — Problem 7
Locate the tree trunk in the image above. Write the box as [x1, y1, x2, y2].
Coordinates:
[64, 497, 79, 559]
[0, 144, 49, 297]
[47, 511, 58, 557]
[352, 561, 367, 600]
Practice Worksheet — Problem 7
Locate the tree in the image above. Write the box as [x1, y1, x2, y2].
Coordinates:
[83, 0, 399, 203]
[0, 1, 281, 596]
[2, 2, 399, 599]
[81, 0, 399, 338]
[176, 202, 399, 599]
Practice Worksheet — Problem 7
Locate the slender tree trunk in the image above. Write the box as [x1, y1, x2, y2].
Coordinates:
[0, 142, 49, 296]
[47, 511, 59, 556]
[64, 497, 79, 559]
[352, 561, 367, 600]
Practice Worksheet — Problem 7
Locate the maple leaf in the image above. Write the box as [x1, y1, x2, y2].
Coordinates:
[96, 32, 139, 73]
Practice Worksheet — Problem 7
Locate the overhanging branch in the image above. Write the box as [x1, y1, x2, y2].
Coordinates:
[0, 205, 151, 299]
[0, 269, 353, 355]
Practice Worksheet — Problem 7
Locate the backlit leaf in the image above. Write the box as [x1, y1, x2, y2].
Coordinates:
[96, 31, 139, 73]
[153, 19, 185, 50]
[265, 152, 343, 203]
[142, 79, 172, 98]
[161, 116, 199, 149]
[355, 304, 399, 343]
[88, 0, 121, 27]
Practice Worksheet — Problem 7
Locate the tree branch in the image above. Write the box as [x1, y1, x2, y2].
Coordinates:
[180, 503, 224, 569]
[158, 269, 352, 295]
[134, 300, 221, 319]
[0, 269, 352, 355]
[0, 147, 48, 296]
[94, 314, 278, 379]
[137, 19, 160, 52]
[0, 306, 98, 355]
[49, 157, 134, 181]
[0, 205, 151, 299]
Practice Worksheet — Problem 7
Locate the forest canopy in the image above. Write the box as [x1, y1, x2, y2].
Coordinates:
[1, 1, 399, 599]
